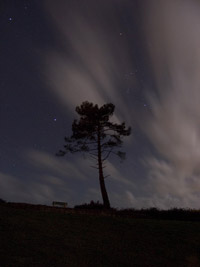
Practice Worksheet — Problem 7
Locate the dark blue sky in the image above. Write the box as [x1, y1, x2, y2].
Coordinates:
[1, 0, 200, 209]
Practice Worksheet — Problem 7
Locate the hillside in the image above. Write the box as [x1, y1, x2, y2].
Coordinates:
[0, 203, 200, 266]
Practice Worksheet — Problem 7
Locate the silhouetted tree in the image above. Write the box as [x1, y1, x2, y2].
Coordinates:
[57, 101, 131, 208]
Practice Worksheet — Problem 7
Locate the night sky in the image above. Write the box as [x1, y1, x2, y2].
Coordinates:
[1, 0, 200, 209]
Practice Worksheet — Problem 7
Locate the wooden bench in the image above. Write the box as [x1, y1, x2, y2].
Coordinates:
[52, 201, 68, 208]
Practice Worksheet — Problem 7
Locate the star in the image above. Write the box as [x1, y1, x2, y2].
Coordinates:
[54, 118, 57, 122]
[9, 17, 13, 21]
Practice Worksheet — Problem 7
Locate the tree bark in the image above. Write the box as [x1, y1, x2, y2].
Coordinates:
[97, 125, 111, 209]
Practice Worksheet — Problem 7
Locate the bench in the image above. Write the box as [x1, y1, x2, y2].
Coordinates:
[52, 201, 68, 208]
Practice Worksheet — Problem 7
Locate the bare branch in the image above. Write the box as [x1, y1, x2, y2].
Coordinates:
[102, 148, 113, 161]
[90, 165, 99, 169]
[89, 152, 98, 157]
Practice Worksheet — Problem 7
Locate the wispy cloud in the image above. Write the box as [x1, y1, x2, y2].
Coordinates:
[44, 0, 135, 125]
[27, 149, 88, 181]
[0, 172, 56, 204]
[37, 0, 200, 209]
[26, 149, 137, 207]
[141, 0, 200, 208]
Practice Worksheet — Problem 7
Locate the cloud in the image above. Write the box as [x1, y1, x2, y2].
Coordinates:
[0, 149, 98, 205]
[44, 0, 135, 125]
[25, 149, 138, 207]
[0, 172, 27, 201]
[106, 160, 136, 188]
[27, 149, 88, 181]
[0, 165, 87, 206]
[140, 0, 200, 208]
[0, 172, 56, 204]
[32, 0, 200, 209]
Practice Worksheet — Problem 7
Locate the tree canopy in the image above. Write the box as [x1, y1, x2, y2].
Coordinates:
[57, 101, 131, 208]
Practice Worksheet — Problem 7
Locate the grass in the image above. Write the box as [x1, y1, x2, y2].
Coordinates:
[1, 204, 200, 266]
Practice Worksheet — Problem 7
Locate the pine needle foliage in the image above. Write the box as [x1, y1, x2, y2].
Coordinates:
[57, 101, 131, 208]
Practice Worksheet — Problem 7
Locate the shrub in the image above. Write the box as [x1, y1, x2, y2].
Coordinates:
[74, 201, 106, 210]
[0, 198, 6, 204]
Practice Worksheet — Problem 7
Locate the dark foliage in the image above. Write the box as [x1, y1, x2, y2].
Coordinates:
[57, 102, 131, 159]
[116, 207, 200, 221]
[0, 198, 6, 204]
[74, 201, 106, 210]
[2, 201, 200, 221]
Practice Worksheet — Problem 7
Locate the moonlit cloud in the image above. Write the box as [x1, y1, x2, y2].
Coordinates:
[37, 0, 200, 209]
[28, 149, 88, 181]
[26, 149, 138, 207]
[106, 161, 136, 188]
[44, 0, 135, 124]
[0, 172, 57, 204]
[141, 0, 200, 208]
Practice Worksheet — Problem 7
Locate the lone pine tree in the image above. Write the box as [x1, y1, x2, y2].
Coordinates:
[57, 101, 131, 208]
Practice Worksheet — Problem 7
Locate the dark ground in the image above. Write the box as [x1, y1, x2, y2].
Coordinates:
[0, 203, 200, 267]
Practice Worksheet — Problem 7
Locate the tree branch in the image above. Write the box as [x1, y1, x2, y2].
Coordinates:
[102, 148, 113, 161]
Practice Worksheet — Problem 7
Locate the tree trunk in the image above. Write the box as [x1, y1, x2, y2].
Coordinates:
[97, 125, 111, 209]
